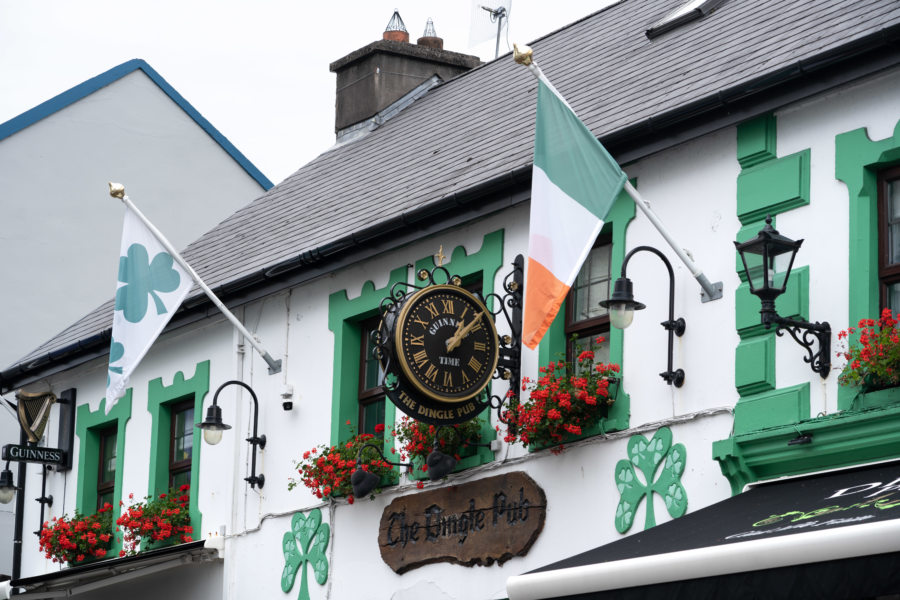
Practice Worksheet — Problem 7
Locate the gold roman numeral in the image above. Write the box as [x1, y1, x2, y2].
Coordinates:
[468, 356, 482, 372]
[443, 371, 453, 387]
[424, 302, 439, 318]
[473, 341, 486, 351]
[440, 299, 455, 314]
[409, 334, 424, 346]
[413, 350, 428, 367]
[461, 370, 470, 384]
[425, 364, 438, 381]
[413, 316, 429, 329]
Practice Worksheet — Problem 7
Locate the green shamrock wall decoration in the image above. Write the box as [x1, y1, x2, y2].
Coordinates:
[614, 426, 687, 533]
[115, 243, 183, 323]
[281, 509, 329, 600]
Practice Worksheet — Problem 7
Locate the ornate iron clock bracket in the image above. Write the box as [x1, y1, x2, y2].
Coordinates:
[483, 255, 524, 429]
[371, 254, 525, 428]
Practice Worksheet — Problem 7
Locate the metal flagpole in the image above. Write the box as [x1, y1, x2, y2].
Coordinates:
[108, 183, 283, 373]
[513, 44, 723, 303]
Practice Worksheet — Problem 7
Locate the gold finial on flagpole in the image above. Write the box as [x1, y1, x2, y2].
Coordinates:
[513, 43, 533, 66]
[435, 245, 446, 267]
[108, 182, 125, 199]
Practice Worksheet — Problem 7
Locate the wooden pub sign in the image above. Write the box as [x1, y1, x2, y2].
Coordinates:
[378, 471, 546, 573]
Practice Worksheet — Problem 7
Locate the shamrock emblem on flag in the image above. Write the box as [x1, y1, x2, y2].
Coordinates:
[115, 243, 183, 323]
[614, 426, 687, 533]
[107, 339, 125, 385]
[281, 509, 329, 600]
[106, 207, 192, 411]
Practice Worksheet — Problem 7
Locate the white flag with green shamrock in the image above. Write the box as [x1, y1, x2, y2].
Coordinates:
[106, 208, 192, 411]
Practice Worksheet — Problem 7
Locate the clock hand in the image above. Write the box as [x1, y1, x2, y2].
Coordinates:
[445, 311, 484, 352]
[444, 319, 466, 352]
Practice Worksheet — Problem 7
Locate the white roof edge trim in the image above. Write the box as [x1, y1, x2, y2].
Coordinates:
[505, 518, 900, 600]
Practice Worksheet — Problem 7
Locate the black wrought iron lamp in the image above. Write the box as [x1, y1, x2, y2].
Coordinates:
[0, 462, 16, 504]
[734, 215, 831, 377]
[425, 425, 496, 480]
[350, 444, 412, 498]
[199, 380, 267, 489]
[600, 246, 686, 387]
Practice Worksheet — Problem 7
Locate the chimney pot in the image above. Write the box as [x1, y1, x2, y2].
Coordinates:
[383, 10, 410, 43]
[417, 17, 443, 49]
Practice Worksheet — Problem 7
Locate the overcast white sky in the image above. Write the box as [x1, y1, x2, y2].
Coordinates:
[0, 1, 615, 185]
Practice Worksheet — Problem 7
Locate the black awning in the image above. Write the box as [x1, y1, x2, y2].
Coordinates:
[9, 540, 220, 598]
[507, 460, 900, 600]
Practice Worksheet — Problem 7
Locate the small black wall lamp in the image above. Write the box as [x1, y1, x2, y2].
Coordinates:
[350, 444, 412, 498]
[0, 461, 16, 504]
[199, 380, 267, 489]
[600, 245, 686, 387]
[734, 215, 831, 378]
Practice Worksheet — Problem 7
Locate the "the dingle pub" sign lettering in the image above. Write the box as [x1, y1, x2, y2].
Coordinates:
[378, 471, 546, 573]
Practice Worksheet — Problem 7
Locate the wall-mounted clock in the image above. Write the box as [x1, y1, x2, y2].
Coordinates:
[394, 284, 499, 404]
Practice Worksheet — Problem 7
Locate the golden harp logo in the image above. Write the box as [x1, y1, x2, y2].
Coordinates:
[14, 390, 56, 443]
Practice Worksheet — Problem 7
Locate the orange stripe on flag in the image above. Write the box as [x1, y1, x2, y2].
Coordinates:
[522, 257, 570, 350]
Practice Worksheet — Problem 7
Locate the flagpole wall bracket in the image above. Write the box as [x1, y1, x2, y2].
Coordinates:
[699, 277, 723, 303]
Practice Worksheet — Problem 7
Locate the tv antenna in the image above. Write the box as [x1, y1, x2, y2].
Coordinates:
[469, 1, 511, 59]
[482, 5, 508, 58]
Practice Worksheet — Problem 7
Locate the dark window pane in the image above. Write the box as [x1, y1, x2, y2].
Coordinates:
[571, 244, 611, 322]
[890, 179, 900, 265]
[100, 431, 116, 484]
[360, 398, 385, 437]
[173, 406, 194, 463]
[890, 282, 900, 312]
[571, 333, 611, 375]
[363, 323, 384, 391]
[171, 470, 191, 491]
[98, 490, 114, 509]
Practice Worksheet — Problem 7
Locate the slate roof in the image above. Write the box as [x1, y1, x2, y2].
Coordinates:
[5, 0, 900, 383]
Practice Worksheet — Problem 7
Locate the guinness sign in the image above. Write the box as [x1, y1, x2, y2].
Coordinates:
[2, 444, 67, 466]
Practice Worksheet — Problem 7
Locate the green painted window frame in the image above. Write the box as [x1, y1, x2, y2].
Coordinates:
[75, 392, 132, 557]
[836, 118, 900, 409]
[328, 267, 406, 460]
[147, 360, 209, 537]
[535, 186, 636, 444]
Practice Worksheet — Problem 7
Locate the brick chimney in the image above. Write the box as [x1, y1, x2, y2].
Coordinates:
[329, 12, 481, 136]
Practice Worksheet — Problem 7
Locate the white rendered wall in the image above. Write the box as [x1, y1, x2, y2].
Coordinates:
[0, 70, 265, 369]
[11, 68, 900, 598]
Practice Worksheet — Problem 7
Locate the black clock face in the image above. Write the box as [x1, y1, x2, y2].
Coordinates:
[395, 284, 499, 403]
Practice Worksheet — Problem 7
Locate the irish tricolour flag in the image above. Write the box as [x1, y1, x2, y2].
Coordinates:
[523, 77, 627, 350]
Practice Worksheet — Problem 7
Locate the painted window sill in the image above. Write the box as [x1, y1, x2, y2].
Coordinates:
[713, 399, 900, 495]
[849, 386, 900, 411]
